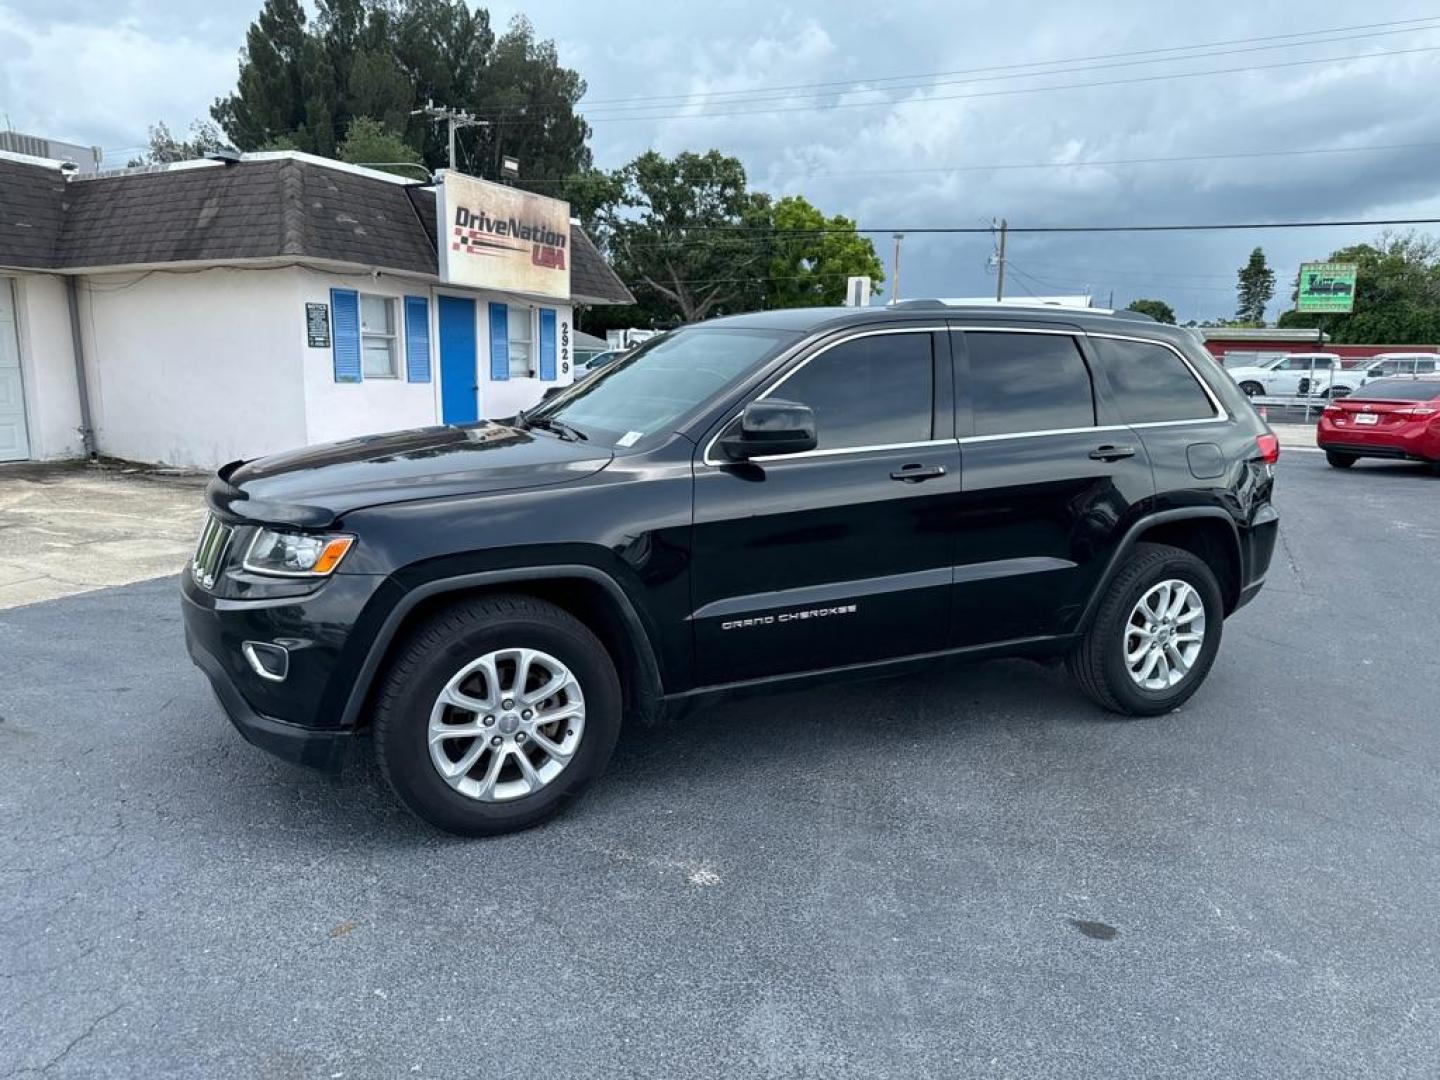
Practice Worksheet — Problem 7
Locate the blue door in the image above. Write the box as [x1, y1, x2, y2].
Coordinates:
[438, 295, 478, 424]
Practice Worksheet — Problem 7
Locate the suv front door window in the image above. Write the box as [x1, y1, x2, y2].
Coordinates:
[690, 329, 958, 685]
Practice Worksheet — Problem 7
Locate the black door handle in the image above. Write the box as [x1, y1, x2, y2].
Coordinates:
[890, 463, 947, 482]
[1089, 445, 1136, 462]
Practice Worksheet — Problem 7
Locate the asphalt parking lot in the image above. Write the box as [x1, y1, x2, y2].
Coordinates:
[3, 452, 1438, 1079]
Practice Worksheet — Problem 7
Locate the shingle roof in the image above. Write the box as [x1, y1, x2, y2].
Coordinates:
[0, 153, 633, 304]
[0, 155, 67, 269]
[568, 226, 631, 306]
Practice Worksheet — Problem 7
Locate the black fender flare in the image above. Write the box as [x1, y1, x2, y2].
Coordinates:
[338, 564, 666, 729]
[1076, 507, 1242, 632]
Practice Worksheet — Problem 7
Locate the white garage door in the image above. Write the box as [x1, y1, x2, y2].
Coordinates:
[0, 278, 30, 461]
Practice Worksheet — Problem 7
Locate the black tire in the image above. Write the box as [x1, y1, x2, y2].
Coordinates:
[1066, 543, 1225, 717]
[1326, 451, 1357, 469]
[374, 594, 621, 837]
[1239, 381, 1264, 398]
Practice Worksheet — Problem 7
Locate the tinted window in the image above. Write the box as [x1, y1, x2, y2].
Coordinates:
[538, 328, 791, 449]
[966, 333, 1094, 436]
[1089, 338, 1215, 423]
[772, 332, 933, 451]
[1354, 379, 1440, 401]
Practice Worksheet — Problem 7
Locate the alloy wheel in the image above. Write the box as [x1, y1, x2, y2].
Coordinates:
[1123, 579, 1206, 691]
[427, 648, 586, 802]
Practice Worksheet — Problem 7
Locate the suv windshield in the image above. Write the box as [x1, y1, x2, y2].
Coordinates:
[526, 327, 793, 449]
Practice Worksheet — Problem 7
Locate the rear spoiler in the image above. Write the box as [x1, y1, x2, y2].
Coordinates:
[206, 459, 336, 530]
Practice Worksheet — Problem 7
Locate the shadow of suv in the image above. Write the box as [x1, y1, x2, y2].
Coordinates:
[182, 303, 1280, 835]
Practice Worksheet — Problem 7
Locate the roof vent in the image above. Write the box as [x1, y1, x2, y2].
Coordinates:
[205, 148, 243, 166]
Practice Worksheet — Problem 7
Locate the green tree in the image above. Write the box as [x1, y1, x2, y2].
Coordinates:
[336, 117, 426, 177]
[126, 121, 229, 166]
[1277, 233, 1440, 343]
[209, 2, 589, 184]
[1124, 298, 1176, 324]
[583, 151, 889, 329]
[210, 0, 323, 152]
[599, 150, 772, 324]
[1235, 246, 1276, 324]
[470, 17, 592, 188]
[766, 196, 884, 308]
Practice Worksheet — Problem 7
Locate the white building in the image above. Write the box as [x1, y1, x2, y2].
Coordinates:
[0, 150, 633, 469]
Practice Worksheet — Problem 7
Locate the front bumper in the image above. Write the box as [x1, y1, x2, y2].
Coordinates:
[181, 569, 387, 773]
[186, 631, 353, 773]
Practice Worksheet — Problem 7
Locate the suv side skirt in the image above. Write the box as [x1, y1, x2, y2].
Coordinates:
[664, 632, 1075, 712]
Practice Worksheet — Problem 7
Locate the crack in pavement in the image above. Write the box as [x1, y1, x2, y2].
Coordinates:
[1, 1001, 127, 1079]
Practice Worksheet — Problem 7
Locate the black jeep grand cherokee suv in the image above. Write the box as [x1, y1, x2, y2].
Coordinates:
[182, 303, 1279, 835]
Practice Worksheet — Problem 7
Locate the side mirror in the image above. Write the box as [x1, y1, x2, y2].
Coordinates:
[719, 399, 817, 461]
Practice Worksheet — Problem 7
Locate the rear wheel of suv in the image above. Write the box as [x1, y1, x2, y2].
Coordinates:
[1325, 451, 1357, 469]
[1067, 543, 1224, 717]
[374, 594, 621, 837]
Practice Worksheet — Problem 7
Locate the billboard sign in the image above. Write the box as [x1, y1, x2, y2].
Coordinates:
[1296, 262, 1358, 314]
[437, 171, 571, 300]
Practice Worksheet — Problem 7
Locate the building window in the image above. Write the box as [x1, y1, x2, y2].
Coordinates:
[360, 294, 398, 378]
[508, 305, 534, 378]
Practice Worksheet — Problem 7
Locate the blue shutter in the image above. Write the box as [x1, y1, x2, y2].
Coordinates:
[331, 288, 361, 383]
[404, 295, 431, 383]
[488, 302, 510, 381]
[538, 308, 557, 381]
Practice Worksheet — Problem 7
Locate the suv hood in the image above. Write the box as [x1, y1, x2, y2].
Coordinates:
[209, 422, 612, 528]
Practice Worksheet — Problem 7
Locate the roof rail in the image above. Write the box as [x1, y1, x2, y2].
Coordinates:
[888, 298, 1122, 315]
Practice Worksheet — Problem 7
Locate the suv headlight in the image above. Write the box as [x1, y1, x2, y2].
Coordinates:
[242, 529, 354, 577]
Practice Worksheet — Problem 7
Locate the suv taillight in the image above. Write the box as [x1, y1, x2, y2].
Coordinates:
[1255, 433, 1280, 464]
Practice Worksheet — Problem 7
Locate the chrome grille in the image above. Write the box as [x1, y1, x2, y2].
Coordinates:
[191, 514, 234, 590]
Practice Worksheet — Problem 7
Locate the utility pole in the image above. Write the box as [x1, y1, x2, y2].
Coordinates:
[891, 233, 904, 304]
[411, 100, 488, 172]
[993, 218, 1008, 302]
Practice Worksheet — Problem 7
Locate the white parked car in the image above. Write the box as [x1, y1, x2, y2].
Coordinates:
[1326, 352, 1439, 397]
[1225, 353, 1343, 399]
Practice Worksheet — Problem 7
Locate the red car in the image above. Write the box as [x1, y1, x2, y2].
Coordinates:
[1317, 377, 1440, 470]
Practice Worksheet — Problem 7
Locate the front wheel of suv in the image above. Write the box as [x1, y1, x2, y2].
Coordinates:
[374, 594, 622, 837]
[1066, 543, 1225, 717]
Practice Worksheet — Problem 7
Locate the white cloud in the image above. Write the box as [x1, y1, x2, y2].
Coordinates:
[6, 0, 1440, 317]
[0, 4, 239, 162]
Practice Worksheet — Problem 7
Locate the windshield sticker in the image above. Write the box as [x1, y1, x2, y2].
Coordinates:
[617, 430, 644, 447]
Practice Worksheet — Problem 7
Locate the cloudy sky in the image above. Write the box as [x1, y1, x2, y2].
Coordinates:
[4, 0, 1439, 319]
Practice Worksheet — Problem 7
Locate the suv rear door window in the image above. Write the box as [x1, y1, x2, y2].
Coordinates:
[772, 331, 933, 451]
[966, 332, 1094, 436]
[1088, 337, 1216, 423]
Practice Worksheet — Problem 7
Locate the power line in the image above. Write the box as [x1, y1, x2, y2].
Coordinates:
[460, 138, 1440, 190]
[560, 23, 1440, 118]
[562, 44, 1440, 125]
[411, 100, 486, 170]
[790, 140, 1440, 181]
[491, 15, 1440, 114]
[600, 217, 1440, 248]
